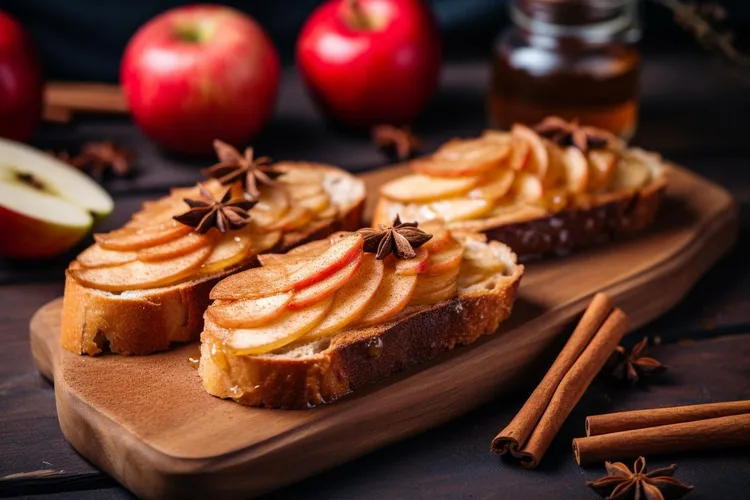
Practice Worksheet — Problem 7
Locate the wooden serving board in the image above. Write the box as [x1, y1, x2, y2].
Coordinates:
[30, 165, 737, 499]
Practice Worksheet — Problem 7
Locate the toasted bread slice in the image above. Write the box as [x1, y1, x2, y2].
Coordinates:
[374, 125, 668, 260]
[61, 164, 365, 356]
[199, 235, 523, 409]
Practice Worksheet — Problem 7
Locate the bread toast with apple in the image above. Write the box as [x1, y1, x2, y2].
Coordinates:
[61, 162, 365, 356]
[198, 226, 523, 409]
[373, 118, 668, 260]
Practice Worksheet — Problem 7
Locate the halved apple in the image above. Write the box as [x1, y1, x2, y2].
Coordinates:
[513, 172, 545, 203]
[429, 198, 492, 222]
[562, 147, 589, 193]
[226, 295, 334, 355]
[380, 174, 480, 203]
[303, 254, 385, 339]
[468, 170, 515, 202]
[95, 222, 192, 251]
[426, 241, 464, 275]
[250, 187, 290, 228]
[288, 252, 362, 310]
[587, 150, 617, 191]
[138, 232, 212, 262]
[356, 265, 418, 326]
[512, 124, 548, 177]
[394, 247, 429, 275]
[207, 292, 293, 329]
[200, 232, 253, 274]
[70, 244, 212, 291]
[412, 138, 511, 177]
[77, 244, 137, 268]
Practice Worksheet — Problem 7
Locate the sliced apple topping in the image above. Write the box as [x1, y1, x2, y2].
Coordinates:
[249, 230, 282, 254]
[200, 232, 253, 274]
[512, 124, 548, 178]
[286, 234, 363, 290]
[297, 192, 330, 213]
[426, 240, 464, 275]
[70, 245, 213, 292]
[207, 292, 293, 329]
[508, 137, 530, 170]
[412, 137, 511, 178]
[303, 254, 385, 339]
[77, 244, 137, 268]
[562, 147, 589, 193]
[95, 221, 192, 251]
[250, 187, 290, 228]
[468, 170, 515, 202]
[409, 266, 460, 306]
[513, 172, 545, 204]
[226, 295, 334, 355]
[285, 183, 323, 199]
[611, 155, 651, 191]
[265, 205, 315, 232]
[394, 247, 429, 276]
[380, 174, 479, 203]
[138, 232, 213, 262]
[429, 198, 492, 222]
[355, 264, 418, 327]
[288, 251, 363, 310]
[587, 150, 617, 191]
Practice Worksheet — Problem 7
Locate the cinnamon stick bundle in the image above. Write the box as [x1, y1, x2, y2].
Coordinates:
[574, 413, 750, 465]
[491, 293, 630, 468]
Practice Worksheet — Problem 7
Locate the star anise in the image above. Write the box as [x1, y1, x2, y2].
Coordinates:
[372, 125, 422, 161]
[533, 116, 612, 153]
[587, 456, 693, 500]
[201, 140, 283, 200]
[61, 141, 133, 179]
[608, 337, 668, 384]
[173, 186, 256, 234]
[357, 215, 432, 260]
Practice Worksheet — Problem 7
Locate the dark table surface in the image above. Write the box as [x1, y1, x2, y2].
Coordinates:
[1, 53, 750, 499]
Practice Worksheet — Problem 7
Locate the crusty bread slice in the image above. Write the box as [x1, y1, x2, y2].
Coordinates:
[199, 239, 523, 409]
[61, 166, 365, 356]
[374, 163, 667, 261]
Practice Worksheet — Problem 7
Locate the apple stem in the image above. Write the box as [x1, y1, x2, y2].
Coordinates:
[346, 0, 373, 30]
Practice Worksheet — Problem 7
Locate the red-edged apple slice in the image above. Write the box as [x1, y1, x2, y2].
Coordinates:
[95, 222, 192, 251]
[412, 138, 511, 177]
[250, 187, 290, 228]
[226, 295, 334, 355]
[512, 124, 548, 177]
[77, 244, 137, 268]
[288, 252, 362, 310]
[380, 174, 480, 203]
[207, 292, 293, 329]
[138, 232, 212, 262]
[469, 170, 515, 202]
[200, 232, 253, 274]
[429, 198, 492, 222]
[426, 241, 464, 275]
[70, 245, 212, 291]
[394, 247, 429, 275]
[287, 234, 363, 290]
[513, 172, 545, 203]
[422, 228, 453, 254]
[587, 150, 617, 191]
[562, 147, 589, 193]
[287, 237, 333, 255]
[355, 265, 418, 326]
[508, 137, 530, 171]
[304, 255, 385, 339]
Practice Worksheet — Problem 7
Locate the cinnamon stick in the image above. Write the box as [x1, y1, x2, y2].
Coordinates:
[492, 293, 613, 455]
[586, 400, 750, 436]
[573, 413, 750, 465]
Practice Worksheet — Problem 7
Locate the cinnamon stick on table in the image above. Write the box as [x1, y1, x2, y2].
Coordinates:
[491, 293, 630, 468]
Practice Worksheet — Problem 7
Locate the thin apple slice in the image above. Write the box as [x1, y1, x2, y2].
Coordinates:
[77, 244, 137, 268]
[258, 242, 327, 267]
[410, 267, 460, 306]
[512, 124, 548, 177]
[288, 252, 362, 310]
[266, 205, 315, 232]
[250, 230, 281, 254]
[287, 238, 332, 256]
[95, 221, 192, 251]
[285, 183, 323, 199]
[200, 232, 253, 274]
[513, 172, 545, 203]
[611, 158, 650, 191]
[355, 265, 418, 327]
[138, 232, 212, 262]
[412, 138, 511, 178]
[277, 167, 324, 185]
[380, 174, 480, 203]
[469, 170, 515, 202]
[315, 205, 339, 220]
[587, 150, 617, 191]
[303, 255, 385, 339]
[297, 192, 330, 213]
[70, 245, 212, 291]
[562, 147, 589, 193]
[426, 241, 464, 275]
[429, 198, 492, 222]
[487, 202, 548, 224]
[394, 247, 429, 275]
[250, 187, 290, 228]
[422, 228, 453, 254]
[226, 296, 334, 355]
[207, 292, 293, 329]
[509, 137, 530, 170]
[287, 234, 363, 290]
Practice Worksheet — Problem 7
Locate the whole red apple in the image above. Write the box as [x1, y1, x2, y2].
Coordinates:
[297, 0, 441, 128]
[0, 11, 42, 142]
[121, 5, 280, 155]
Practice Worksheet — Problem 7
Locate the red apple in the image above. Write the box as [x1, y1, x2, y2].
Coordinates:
[121, 5, 280, 155]
[0, 11, 42, 142]
[297, 0, 441, 127]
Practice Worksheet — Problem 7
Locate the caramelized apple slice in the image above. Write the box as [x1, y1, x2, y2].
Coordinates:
[422, 228, 453, 254]
[287, 238, 332, 255]
[509, 137, 530, 171]
[200, 232, 253, 274]
[469, 170, 515, 202]
[77, 244, 137, 268]
[287, 234, 363, 290]
[250, 230, 282, 254]
[611, 156, 650, 190]
[355, 265, 418, 326]
[70, 245, 212, 291]
[512, 124, 548, 178]
[95, 222, 192, 251]
[412, 138, 511, 178]
[315, 205, 339, 220]
[138, 232, 212, 262]
[426, 241, 464, 275]
[513, 172, 545, 203]
[380, 174, 479, 203]
[207, 292, 293, 329]
[297, 193, 330, 213]
[394, 247, 429, 275]
[288, 252, 362, 310]
[410, 267, 460, 306]
[429, 198, 492, 222]
[587, 150, 617, 191]
[304, 255, 385, 339]
[562, 147, 589, 193]
[277, 167, 324, 185]
[266, 205, 315, 232]
[226, 295, 334, 355]
[285, 183, 323, 199]
[251, 187, 290, 228]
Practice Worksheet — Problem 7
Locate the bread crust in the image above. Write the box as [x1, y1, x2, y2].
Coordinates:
[199, 253, 523, 409]
[61, 166, 365, 356]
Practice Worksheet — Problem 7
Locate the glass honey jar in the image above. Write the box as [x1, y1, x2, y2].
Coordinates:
[489, 0, 641, 138]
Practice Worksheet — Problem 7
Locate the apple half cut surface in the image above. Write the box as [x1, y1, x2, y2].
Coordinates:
[0, 138, 114, 258]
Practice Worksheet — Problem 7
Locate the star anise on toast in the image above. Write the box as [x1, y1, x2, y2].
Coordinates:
[357, 215, 432, 259]
[608, 337, 668, 384]
[202, 140, 284, 200]
[173, 185, 256, 234]
[587, 457, 693, 500]
[372, 125, 422, 161]
[533, 116, 612, 153]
